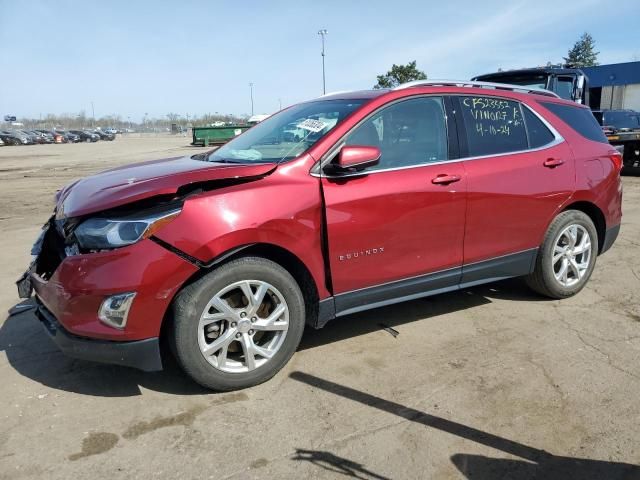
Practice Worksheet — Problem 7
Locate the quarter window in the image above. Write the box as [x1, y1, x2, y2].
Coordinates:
[522, 106, 556, 148]
[540, 101, 608, 144]
[459, 96, 528, 157]
[344, 97, 448, 170]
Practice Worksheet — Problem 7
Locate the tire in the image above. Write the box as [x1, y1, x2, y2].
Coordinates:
[526, 210, 598, 299]
[170, 256, 306, 391]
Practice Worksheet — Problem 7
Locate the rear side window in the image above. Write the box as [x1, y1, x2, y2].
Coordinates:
[458, 96, 528, 156]
[540, 101, 608, 143]
[522, 106, 556, 148]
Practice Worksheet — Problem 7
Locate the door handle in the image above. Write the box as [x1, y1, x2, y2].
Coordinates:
[543, 158, 565, 168]
[431, 174, 461, 185]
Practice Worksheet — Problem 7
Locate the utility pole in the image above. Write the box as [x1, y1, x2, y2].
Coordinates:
[91, 101, 95, 127]
[249, 83, 254, 116]
[318, 29, 328, 94]
[278, 98, 282, 111]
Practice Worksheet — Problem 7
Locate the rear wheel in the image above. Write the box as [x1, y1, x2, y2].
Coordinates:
[526, 210, 598, 299]
[171, 257, 305, 391]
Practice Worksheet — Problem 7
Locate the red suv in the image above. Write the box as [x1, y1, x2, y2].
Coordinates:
[17, 81, 623, 391]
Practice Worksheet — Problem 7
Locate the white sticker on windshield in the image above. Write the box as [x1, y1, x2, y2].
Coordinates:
[296, 119, 327, 133]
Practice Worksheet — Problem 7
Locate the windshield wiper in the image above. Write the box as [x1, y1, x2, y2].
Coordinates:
[191, 151, 235, 163]
[191, 152, 207, 161]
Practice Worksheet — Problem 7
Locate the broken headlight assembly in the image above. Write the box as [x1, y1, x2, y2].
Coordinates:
[74, 207, 181, 250]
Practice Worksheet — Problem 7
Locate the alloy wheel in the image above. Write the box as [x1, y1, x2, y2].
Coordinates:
[197, 280, 289, 373]
[552, 224, 592, 287]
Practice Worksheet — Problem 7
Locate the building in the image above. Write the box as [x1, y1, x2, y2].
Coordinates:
[582, 61, 640, 111]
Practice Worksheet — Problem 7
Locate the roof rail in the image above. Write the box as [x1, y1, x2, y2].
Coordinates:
[393, 79, 560, 98]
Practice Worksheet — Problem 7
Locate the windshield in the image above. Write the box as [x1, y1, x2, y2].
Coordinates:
[604, 111, 640, 130]
[477, 73, 549, 90]
[207, 99, 365, 163]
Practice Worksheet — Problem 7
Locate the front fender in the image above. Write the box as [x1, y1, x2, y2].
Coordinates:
[153, 171, 330, 299]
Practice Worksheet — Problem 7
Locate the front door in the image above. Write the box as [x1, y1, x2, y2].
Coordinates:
[320, 96, 467, 313]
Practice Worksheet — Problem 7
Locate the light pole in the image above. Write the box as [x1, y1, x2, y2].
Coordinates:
[91, 101, 95, 127]
[249, 83, 254, 116]
[278, 98, 282, 111]
[318, 29, 328, 94]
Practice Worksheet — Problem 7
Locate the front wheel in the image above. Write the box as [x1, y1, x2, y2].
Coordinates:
[526, 210, 598, 299]
[170, 257, 306, 391]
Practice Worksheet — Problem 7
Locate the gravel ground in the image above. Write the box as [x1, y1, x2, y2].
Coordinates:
[0, 136, 638, 479]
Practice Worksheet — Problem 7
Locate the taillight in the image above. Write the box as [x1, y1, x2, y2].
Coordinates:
[609, 152, 623, 171]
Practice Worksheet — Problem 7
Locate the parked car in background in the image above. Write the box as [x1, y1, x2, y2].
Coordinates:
[27, 130, 54, 144]
[69, 130, 99, 142]
[16, 130, 40, 144]
[0, 132, 17, 145]
[94, 129, 115, 141]
[0, 132, 23, 145]
[1, 130, 32, 145]
[34, 129, 64, 143]
[34, 129, 57, 142]
[104, 127, 118, 135]
[54, 129, 81, 143]
[17, 81, 623, 391]
[0, 137, 4, 146]
[592, 109, 640, 172]
[593, 109, 640, 132]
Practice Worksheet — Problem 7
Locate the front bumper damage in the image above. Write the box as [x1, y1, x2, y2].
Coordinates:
[16, 216, 198, 371]
[35, 299, 163, 371]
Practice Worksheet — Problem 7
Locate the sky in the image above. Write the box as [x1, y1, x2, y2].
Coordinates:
[1, 0, 639, 121]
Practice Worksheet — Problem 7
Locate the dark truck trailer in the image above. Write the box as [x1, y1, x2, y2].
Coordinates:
[473, 67, 590, 105]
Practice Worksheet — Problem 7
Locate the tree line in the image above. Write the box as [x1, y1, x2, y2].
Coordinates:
[10, 112, 246, 130]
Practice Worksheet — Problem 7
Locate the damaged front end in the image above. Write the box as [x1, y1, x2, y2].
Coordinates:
[17, 158, 278, 300]
[16, 216, 66, 298]
[14, 157, 279, 371]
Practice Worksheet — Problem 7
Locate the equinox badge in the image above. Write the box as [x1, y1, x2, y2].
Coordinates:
[339, 247, 385, 261]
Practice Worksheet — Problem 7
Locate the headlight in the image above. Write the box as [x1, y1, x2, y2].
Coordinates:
[74, 208, 181, 250]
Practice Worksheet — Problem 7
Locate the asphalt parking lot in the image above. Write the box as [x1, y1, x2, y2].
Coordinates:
[0, 136, 638, 479]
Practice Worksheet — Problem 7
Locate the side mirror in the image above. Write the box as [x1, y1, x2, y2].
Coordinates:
[335, 145, 381, 171]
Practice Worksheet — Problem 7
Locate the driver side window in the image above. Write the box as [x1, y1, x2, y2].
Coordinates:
[344, 96, 448, 171]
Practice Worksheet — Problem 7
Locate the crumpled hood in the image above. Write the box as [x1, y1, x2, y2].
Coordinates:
[57, 155, 277, 218]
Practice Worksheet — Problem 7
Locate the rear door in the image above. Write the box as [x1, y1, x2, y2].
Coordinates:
[320, 96, 467, 311]
[453, 95, 574, 280]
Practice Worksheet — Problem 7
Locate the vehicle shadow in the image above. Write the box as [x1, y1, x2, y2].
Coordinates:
[0, 300, 209, 397]
[0, 278, 548, 397]
[291, 448, 391, 480]
[299, 277, 550, 351]
[289, 371, 639, 480]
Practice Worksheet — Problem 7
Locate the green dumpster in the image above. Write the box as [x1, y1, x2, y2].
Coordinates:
[191, 124, 251, 146]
